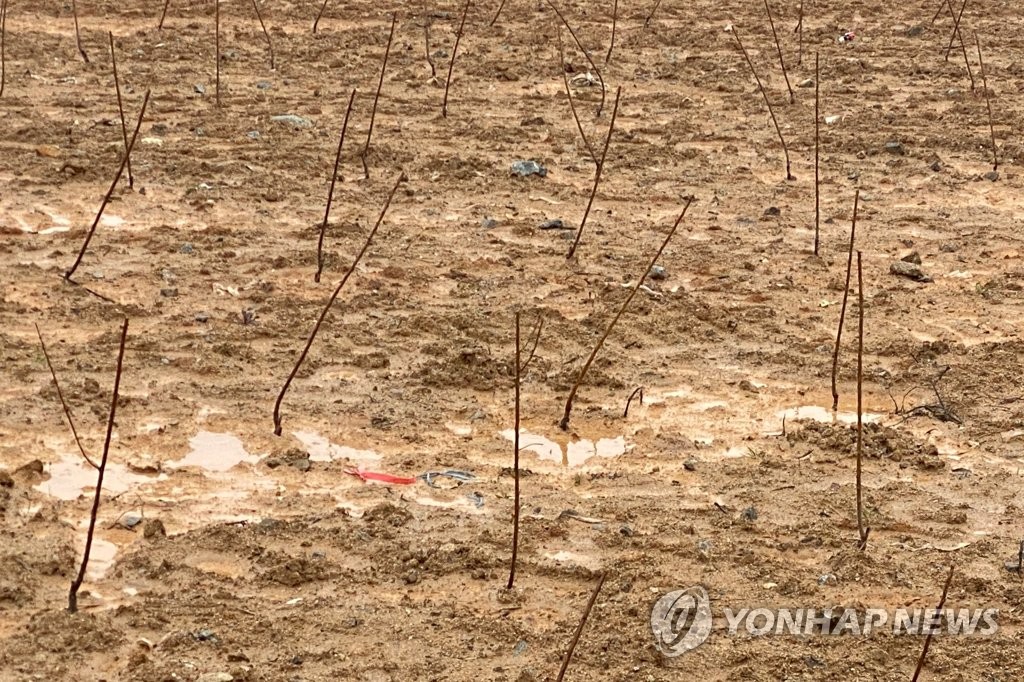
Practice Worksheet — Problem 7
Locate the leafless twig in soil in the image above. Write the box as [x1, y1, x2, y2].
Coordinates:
[65, 90, 151, 281]
[520, 314, 543, 372]
[793, 0, 802, 65]
[315, 89, 357, 283]
[975, 31, 998, 172]
[830, 189, 858, 411]
[507, 312, 523, 589]
[643, 0, 663, 28]
[363, 13, 396, 177]
[312, 0, 330, 33]
[763, 0, 794, 103]
[158, 0, 172, 29]
[560, 197, 692, 430]
[424, 2, 438, 81]
[68, 318, 128, 613]
[71, 0, 89, 62]
[35, 324, 98, 470]
[944, 0, 975, 89]
[944, 0, 968, 62]
[490, 0, 507, 26]
[0, 0, 8, 98]
[911, 565, 954, 681]
[855, 250, 869, 551]
[604, 0, 617, 65]
[566, 85, 621, 259]
[623, 386, 644, 417]
[557, 28, 597, 163]
[108, 33, 134, 190]
[251, 0, 275, 69]
[214, 0, 221, 106]
[555, 572, 607, 682]
[732, 26, 793, 180]
[814, 51, 820, 255]
[273, 173, 407, 436]
[545, 0, 606, 116]
[442, 0, 470, 118]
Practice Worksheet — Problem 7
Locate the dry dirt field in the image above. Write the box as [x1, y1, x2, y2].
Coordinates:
[2, 0, 1024, 680]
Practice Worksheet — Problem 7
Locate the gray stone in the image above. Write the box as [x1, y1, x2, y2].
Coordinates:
[649, 265, 667, 280]
[511, 160, 547, 177]
[885, 140, 905, 155]
[271, 114, 313, 128]
[481, 218, 498, 229]
[539, 219, 568, 230]
[890, 260, 932, 282]
[193, 84, 206, 95]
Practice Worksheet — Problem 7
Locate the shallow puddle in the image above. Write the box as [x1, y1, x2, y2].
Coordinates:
[499, 430, 627, 467]
[292, 430, 381, 464]
[35, 456, 164, 501]
[776, 405, 884, 426]
[167, 431, 260, 472]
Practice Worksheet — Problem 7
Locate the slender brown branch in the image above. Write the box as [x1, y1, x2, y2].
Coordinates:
[732, 26, 793, 180]
[490, 0, 507, 26]
[814, 51, 820, 255]
[0, 0, 8, 98]
[442, 0, 471, 118]
[930, 0, 948, 25]
[604, 0, 617, 66]
[945, 0, 968, 61]
[544, 0, 606, 116]
[555, 572, 607, 682]
[975, 32, 998, 171]
[911, 566, 955, 682]
[794, 0, 802, 65]
[71, 0, 89, 63]
[643, 0, 663, 28]
[557, 28, 597, 163]
[424, 2, 438, 80]
[108, 33, 133, 190]
[830, 189, 858, 411]
[855, 250, 869, 551]
[566, 86, 621, 259]
[251, 0, 275, 70]
[763, 0, 794, 104]
[273, 173, 407, 436]
[520, 314, 544, 372]
[68, 318, 128, 613]
[215, 0, 221, 107]
[507, 312, 522, 589]
[623, 386, 643, 417]
[158, 0, 171, 29]
[65, 90, 151, 281]
[35, 324, 98, 470]
[948, 0, 975, 89]
[363, 13, 397, 178]
[312, 0, 330, 32]
[315, 89, 357, 283]
[560, 198, 692, 430]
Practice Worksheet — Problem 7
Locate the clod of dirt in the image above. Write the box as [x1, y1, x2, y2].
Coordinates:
[143, 519, 167, 539]
[890, 260, 932, 282]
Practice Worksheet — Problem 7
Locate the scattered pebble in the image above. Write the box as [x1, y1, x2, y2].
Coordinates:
[824, 115, 840, 125]
[797, 78, 814, 88]
[818, 573, 837, 586]
[481, 218, 498, 229]
[160, 288, 178, 298]
[763, 206, 781, 217]
[195, 312, 210, 323]
[696, 539, 712, 560]
[246, 131, 261, 140]
[271, 114, 313, 128]
[649, 265, 667, 280]
[539, 219, 568, 230]
[884, 140, 905, 155]
[143, 519, 166, 539]
[741, 506, 758, 522]
[256, 81, 272, 90]
[930, 159, 943, 172]
[683, 457, 698, 472]
[890, 260, 932, 282]
[118, 513, 144, 529]
[511, 160, 547, 177]
[901, 251, 922, 265]
[983, 170, 999, 182]
[193, 84, 206, 95]
[739, 379, 759, 393]
[35, 144, 60, 158]
[939, 242, 958, 253]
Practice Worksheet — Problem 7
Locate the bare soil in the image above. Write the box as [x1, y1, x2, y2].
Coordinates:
[2, 0, 1023, 680]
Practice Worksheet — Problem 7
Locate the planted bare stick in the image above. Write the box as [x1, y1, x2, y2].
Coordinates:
[520, 314, 543, 372]
[793, 0, 803, 65]
[273, 173, 407, 436]
[732, 26, 793, 180]
[315, 89, 357, 283]
[158, 0, 171, 29]
[35, 324, 98, 470]
[65, 90, 151, 281]
[643, 0, 663, 29]
[424, 3, 438, 81]
[566, 86, 621, 259]
[554, 572, 607, 682]
[442, 0, 470, 118]
[490, 0, 507, 27]
[830, 190, 858, 410]
[911, 565, 955, 682]
[622, 386, 643, 417]
[763, 0, 794, 104]
[1, 0, 7, 98]
[930, 0, 947, 24]
[507, 312, 522, 589]
[560, 197, 692, 430]
[362, 13, 396, 178]
[814, 52, 820, 255]
[252, 0, 275, 70]
[71, 0, 89, 62]
[604, 0, 617, 65]
[68, 318, 128, 613]
[855, 250, 869, 551]
[944, 0, 968, 61]
[557, 28, 597, 163]
[108, 33, 133, 190]
[215, 0, 221, 107]
[947, 0, 975, 89]
[544, 0, 606, 116]
[312, 0, 329, 33]
[975, 32, 998, 171]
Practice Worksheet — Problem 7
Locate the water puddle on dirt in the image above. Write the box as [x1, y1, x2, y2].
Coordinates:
[35, 457, 165, 501]
[776, 405, 884, 426]
[167, 431, 260, 472]
[84, 537, 118, 580]
[499, 430, 627, 467]
[292, 430, 381, 464]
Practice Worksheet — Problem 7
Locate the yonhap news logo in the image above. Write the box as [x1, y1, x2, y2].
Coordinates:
[650, 587, 998, 657]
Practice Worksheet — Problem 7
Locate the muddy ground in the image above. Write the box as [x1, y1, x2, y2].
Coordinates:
[1, 0, 1023, 679]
